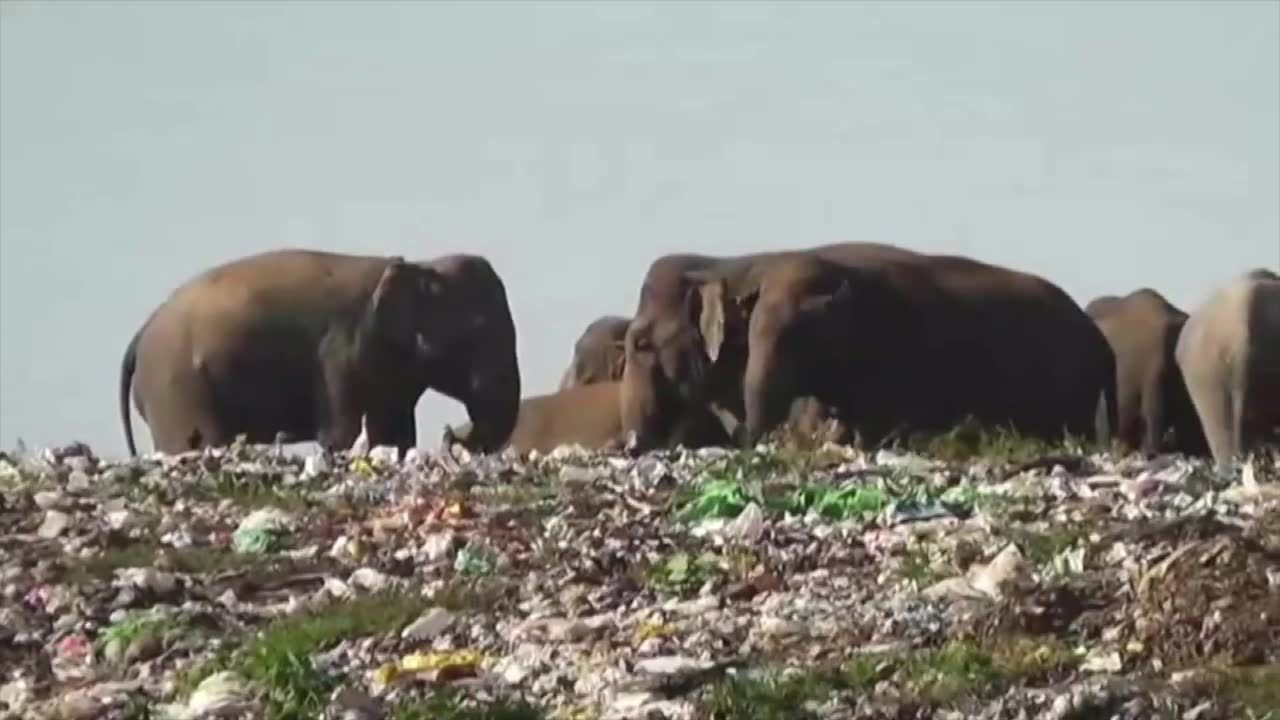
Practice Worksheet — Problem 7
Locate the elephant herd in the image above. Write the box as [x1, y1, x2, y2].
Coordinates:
[118, 245, 1280, 471]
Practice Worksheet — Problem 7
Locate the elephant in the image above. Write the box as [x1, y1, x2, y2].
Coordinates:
[1174, 268, 1280, 469]
[446, 380, 730, 455]
[1084, 288, 1207, 457]
[618, 243, 926, 450]
[557, 315, 630, 391]
[119, 248, 521, 456]
[623, 247, 1117, 451]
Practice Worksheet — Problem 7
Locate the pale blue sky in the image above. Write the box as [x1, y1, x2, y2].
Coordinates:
[2, 0, 1277, 458]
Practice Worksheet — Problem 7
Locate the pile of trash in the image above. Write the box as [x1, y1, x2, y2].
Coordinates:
[0, 436, 1276, 720]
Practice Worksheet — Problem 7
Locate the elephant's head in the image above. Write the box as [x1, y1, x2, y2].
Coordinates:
[366, 255, 520, 453]
[618, 274, 754, 451]
[558, 315, 630, 391]
[1083, 295, 1123, 320]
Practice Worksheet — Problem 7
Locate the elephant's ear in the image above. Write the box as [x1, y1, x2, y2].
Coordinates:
[696, 280, 728, 363]
[371, 257, 411, 330]
[371, 258, 440, 354]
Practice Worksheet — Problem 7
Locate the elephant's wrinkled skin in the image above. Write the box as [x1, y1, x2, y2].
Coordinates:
[619, 243, 923, 450]
[1085, 289, 1206, 457]
[558, 315, 630, 390]
[449, 380, 730, 455]
[1174, 268, 1280, 469]
[647, 250, 1117, 449]
[119, 249, 521, 456]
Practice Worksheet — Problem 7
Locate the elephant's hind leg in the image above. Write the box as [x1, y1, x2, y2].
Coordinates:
[1184, 373, 1237, 470]
[143, 366, 231, 454]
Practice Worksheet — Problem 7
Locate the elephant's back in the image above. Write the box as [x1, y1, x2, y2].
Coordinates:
[897, 255, 1112, 420]
[1177, 274, 1264, 369]
[165, 251, 386, 333]
[186, 250, 385, 306]
[635, 253, 724, 313]
[135, 250, 387, 381]
[811, 241, 923, 268]
[1094, 291, 1184, 356]
[510, 382, 623, 452]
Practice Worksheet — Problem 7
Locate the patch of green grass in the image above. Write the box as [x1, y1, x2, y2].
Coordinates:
[453, 540, 499, 577]
[429, 576, 517, 613]
[988, 635, 1079, 683]
[699, 653, 898, 718]
[646, 550, 721, 597]
[897, 640, 1001, 703]
[677, 477, 754, 522]
[179, 591, 430, 720]
[95, 608, 189, 663]
[201, 470, 313, 512]
[475, 482, 559, 528]
[894, 542, 952, 587]
[885, 638, 1077, 704]
[783, 482, 891, 522]
[388, 689, 546, 719]
[64, 543, 305, 586]
[702, 667, 843, 720]
[677, 454, 992, 526]
[702, 638, 1081, 715]
[1179, 664, 1280, 719]
[997, 523, 1089, 569]
[904, 417, 1090, 465]
[119, 695, 159, 720]
[720, 546, 764, 583]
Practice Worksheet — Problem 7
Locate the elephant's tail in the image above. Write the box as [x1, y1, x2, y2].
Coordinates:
[119, 324, 144, 457]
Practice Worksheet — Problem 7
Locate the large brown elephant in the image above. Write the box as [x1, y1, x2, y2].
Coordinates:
[624, 247, 1117, 451]
[1084, 289, 1207, 457]
[119, 249, 521, 456]
[1174, 268, 1280, 469]
[557, 315, 630, 390]
[618, 243, 925, 450]
[447, 380, 730, 455]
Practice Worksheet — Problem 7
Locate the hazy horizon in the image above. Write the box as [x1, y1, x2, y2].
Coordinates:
[2, 0, 1277, 459]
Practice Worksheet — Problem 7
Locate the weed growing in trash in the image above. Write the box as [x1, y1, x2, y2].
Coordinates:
[387, 688, 546, 719]
[700, 637, 1082, 716]
[646, 549, 722, 597]
[674, 446, 1001, 525]
[95, 608, 190, 663]
[904, 417, 1094, 465]
[178, 591, 430, 720]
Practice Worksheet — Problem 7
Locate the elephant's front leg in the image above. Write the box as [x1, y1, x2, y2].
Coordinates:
[367, 407, 417, 454]
[1186, 379, 1237, 470]
[1140, 372, 1167, 456]
[316, 367, 364, 451]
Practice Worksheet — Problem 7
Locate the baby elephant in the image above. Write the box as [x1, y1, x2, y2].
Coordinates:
[447, 381, 730, 455]
[1085, 288, 1206, 457]
[558, 315, 630, 390]
[1175, 268, 1280, 469]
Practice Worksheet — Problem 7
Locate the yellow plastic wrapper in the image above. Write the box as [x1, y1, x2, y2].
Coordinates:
[371, 649, 483, 693]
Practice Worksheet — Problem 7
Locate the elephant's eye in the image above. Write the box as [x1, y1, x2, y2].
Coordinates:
[632, 335, 652, 353]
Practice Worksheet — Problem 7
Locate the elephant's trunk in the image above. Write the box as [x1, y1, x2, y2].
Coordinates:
[741, 305, 799, 447]
[619, 360, 668, 452]
[454, 355, 520, 454]
[742, 365, 795, 448]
